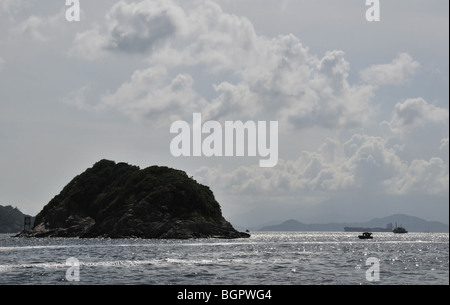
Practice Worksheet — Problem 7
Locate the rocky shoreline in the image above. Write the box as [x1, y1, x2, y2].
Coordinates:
[16, 217, 250, 239]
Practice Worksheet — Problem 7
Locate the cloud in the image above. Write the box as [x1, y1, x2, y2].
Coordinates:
[14, 15, 48, 41]
[285, 50, 374, 129]
[104, 1, 178, 53]
[100, 65, 207, 124]
[195, 133, 449, 197]
[73, 0, 376, 130]
[0, 0, 28, 19]
[392, 97, 449, 127]
[360, 52, 420, 86]
[70, 28, 111, 60]
[0, 56, 4, 70]
[381, 97, 450, 138]
[71, 0, 183, 59]
[65, 0, 449, 203]
[388, 158, 449, 196]
[11, 9, 65, 42]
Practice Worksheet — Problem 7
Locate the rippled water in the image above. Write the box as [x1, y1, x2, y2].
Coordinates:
[0, 232, 448, 285]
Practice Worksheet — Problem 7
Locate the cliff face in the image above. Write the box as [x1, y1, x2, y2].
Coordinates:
[18, 160, 249, 239]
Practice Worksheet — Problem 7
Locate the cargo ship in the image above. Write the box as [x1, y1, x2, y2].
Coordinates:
[344, 223, 393, 232]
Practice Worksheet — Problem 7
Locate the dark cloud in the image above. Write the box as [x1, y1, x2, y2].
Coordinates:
[106, 10, 176, 53]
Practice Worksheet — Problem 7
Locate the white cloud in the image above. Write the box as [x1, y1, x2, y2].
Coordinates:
[387, 158, 449, 196]
[285, 50, 374, 129]
[1, 0, 448, 225]
[12, 10, 64, 42]
[104, 0, 179, 53]
[71, 0, 184, 59]
[70, 28, 110, 60]
[392, 97, 449, 127]
[195, 133, 449, 197]
[63, 0, 449, 218]
[74, 0, 376, 130]
[382, 97, 450, 138]
[100, 65, 207, 124]
[360, 52, 420, 86]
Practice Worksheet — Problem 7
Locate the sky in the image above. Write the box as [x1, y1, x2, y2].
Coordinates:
[0, 0, 448, 227]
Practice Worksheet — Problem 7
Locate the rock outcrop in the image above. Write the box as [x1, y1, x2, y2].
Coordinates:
[16, 160, 249, 239]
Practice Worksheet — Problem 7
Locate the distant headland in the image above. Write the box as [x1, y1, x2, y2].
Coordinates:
[0, 205, 34, 233]
[257, 214, 449, 233]
[14, 159, 250, 239]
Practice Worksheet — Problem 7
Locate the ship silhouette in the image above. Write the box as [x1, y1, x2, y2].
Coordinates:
[392, 222, 408, 233]
[344, 223, 393, 232]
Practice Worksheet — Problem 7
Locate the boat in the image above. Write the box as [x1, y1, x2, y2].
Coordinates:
[393, 226, 408, 233]
[358, 232, 373, 239]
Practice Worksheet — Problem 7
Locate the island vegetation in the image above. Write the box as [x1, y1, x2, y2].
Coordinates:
[17, 159, 249, 239]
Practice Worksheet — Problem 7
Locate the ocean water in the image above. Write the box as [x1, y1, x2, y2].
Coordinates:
[0, 232, 448, 285]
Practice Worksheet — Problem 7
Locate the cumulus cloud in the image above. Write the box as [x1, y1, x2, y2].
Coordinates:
[195, 134, 449, 197]
[70, 28, 111, 60]
[100, 65, 207, 124]
[388, 158, 449, 196]
[71, 0, 183, 59]
[66, 1, 449, 203]
[285, 50, 374, 129]
[392, 97, 449, 127]
[381, 97, 449, 138]
[73, 0, 376, 130]
[360, 53, 420, 86]
[104, 1, 178, 53]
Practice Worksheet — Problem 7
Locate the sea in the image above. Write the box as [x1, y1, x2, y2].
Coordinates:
[0, 232, 448, 286]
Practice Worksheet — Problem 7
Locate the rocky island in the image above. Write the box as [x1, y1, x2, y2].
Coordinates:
[16, 159, 249, 239]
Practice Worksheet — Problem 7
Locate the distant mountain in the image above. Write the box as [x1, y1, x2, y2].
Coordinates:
[259, 220, 343, 232]
[258, 214, 449, 233]
[0, 205, 34, 233]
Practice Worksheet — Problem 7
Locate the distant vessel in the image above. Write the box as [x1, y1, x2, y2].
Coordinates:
[344, 223, 393, 232]
[358, 232, 373, 239]
[393, 223, 408, 234]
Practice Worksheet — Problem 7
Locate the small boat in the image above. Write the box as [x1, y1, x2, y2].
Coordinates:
[358, 232, 373, 239]
[393, 222, 408, 233]
[393, 226, 408, 233]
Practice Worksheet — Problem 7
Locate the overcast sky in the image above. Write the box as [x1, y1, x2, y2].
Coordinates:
[0, 0, 448, 227]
